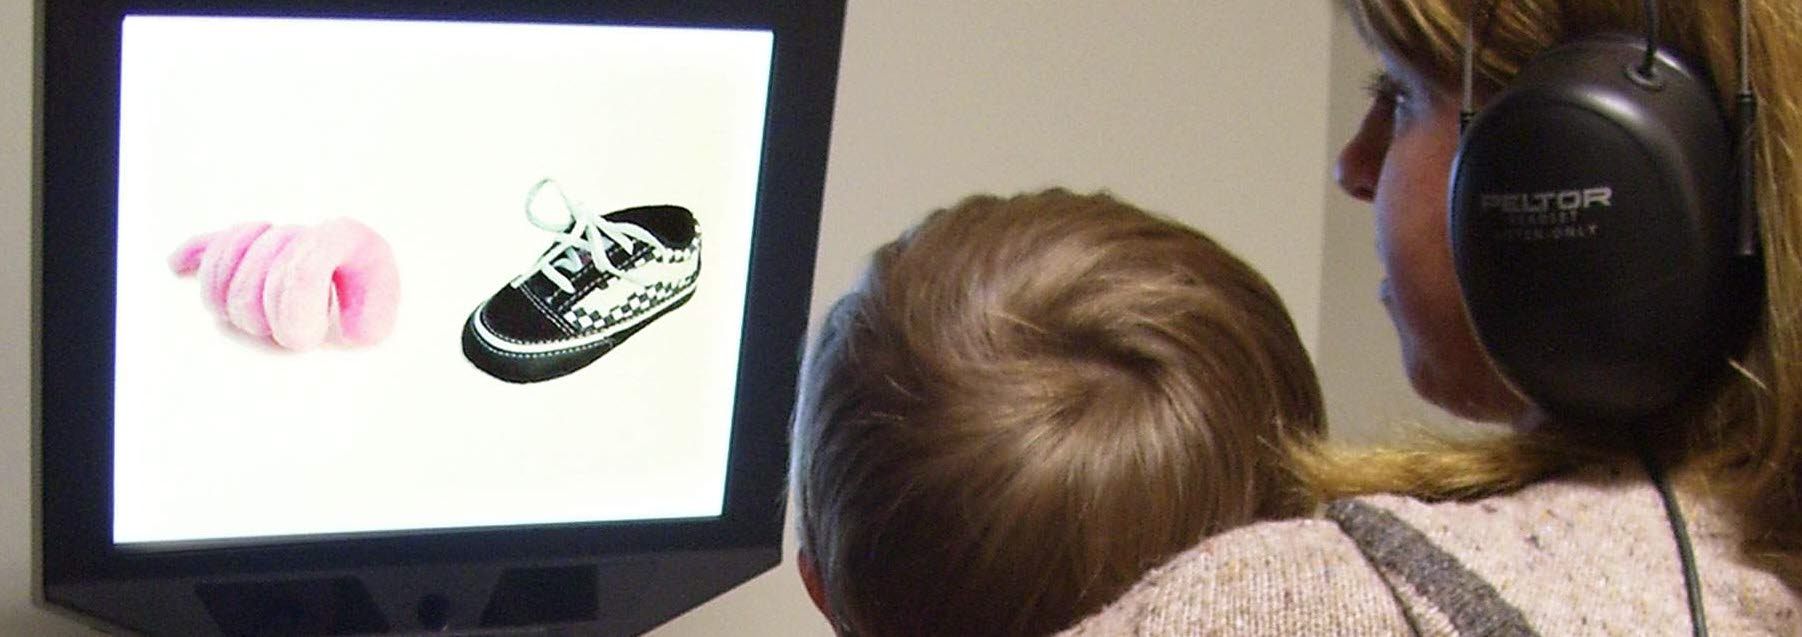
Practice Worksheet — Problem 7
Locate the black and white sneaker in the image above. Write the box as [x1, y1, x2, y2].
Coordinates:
[463, 179, 701, 383]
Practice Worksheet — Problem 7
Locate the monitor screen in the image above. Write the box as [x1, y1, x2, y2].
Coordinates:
[39, 1, 844, 634]
[113, 14, 772, 547]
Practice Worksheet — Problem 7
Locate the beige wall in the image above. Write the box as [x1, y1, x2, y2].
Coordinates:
[0, 2, 1459, 635]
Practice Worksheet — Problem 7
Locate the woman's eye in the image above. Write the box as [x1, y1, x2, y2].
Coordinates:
[1363, 72, 1409, 117]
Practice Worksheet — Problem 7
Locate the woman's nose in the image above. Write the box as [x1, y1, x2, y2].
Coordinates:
[1335, 104, 1389, 202]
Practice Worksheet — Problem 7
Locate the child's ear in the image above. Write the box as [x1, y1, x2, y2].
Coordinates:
[796, 550, 832, 625]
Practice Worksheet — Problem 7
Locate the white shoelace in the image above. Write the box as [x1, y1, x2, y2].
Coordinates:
[511, 178, 662, 294]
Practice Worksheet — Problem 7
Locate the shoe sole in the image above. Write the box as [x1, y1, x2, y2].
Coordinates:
[461, 286, 696, 383]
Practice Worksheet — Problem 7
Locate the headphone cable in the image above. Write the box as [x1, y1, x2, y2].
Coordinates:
[1640, 446, 1709, 637]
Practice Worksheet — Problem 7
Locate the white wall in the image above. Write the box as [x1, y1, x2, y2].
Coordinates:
[0, 1, 1454, 635]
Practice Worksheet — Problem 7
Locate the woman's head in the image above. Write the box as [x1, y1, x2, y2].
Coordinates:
[1330, 0, 1802, 587]
[789, 189, 1324, 635]
[1335, 0, 1798, 426]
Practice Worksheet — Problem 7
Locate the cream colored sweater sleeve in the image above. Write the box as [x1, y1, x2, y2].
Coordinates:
[1059, 518, 1414, 636]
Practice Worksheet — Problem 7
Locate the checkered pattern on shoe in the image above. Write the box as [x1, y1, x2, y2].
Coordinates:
[562, 239, 701, 336]
[461, 179, 702, 383]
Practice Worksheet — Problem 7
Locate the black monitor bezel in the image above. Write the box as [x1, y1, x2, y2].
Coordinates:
[39, 0, 840, 588]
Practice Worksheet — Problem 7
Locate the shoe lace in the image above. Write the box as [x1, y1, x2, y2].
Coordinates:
[511, 178, 661, 294]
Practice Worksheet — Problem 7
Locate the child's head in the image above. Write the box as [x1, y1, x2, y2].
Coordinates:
[790, 189, 1324, 636]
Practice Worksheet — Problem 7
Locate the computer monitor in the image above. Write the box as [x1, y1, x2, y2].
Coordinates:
[37, 1, 844, 634]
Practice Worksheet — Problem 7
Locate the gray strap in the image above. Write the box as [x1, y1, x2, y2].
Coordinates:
[1327, 500, 1539, 637]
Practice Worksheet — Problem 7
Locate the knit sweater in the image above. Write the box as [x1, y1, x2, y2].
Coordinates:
[1060, 462, 1802, 635]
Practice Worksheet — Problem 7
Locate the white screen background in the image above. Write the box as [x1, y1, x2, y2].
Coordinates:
[112, 16, 773, 544]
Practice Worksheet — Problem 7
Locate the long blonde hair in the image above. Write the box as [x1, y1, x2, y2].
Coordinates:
[1326, 0, 1802, 588]
[789, 189, 1324, 635]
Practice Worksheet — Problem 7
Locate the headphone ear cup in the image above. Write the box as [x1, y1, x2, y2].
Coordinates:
[1448, 33, 1745, 424]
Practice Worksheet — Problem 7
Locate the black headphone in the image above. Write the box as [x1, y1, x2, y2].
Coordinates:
[1447, 1, 1761, 426]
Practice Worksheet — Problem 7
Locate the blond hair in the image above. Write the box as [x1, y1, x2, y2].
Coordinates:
[789, 189, 1324, 636]
[1328, 0, 1802, 588]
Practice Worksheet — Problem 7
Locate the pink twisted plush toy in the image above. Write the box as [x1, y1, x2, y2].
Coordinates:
[170, 218, 399, 350]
